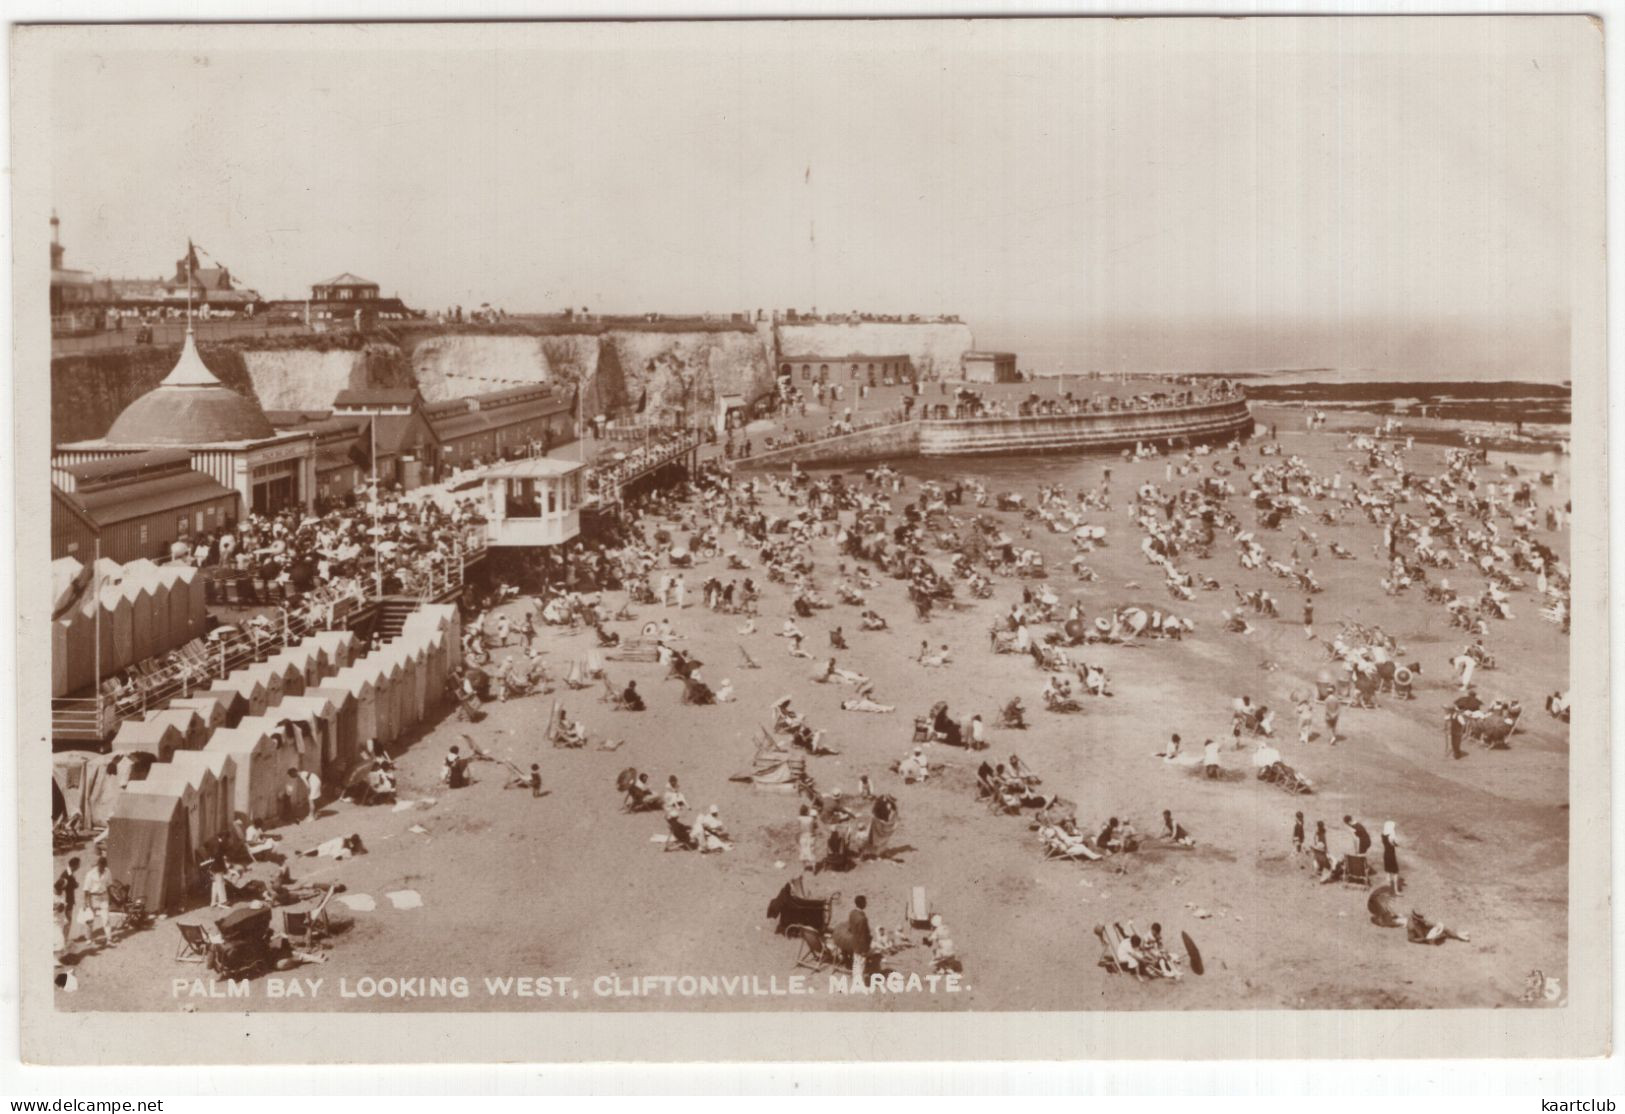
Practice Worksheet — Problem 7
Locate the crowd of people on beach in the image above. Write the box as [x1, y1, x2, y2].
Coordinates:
[59, 380, 1570, 1000]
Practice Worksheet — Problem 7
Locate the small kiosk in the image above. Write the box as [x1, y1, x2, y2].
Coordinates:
[480, 458, 585, 549]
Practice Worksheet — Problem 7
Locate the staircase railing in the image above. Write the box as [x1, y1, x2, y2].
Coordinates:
[51, 535, 485, 744]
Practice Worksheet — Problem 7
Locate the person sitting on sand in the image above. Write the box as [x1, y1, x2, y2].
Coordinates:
[662, 776, 688, 820]
[1162, 809, 1195, 847]
[1141, 923, 1181, 978]
[772, 695, 803, 733]
[442, 745, 471, 789]
[366, 762, 397, 802]
[693, 806, 731, 854]
[553, 708, 587, 748]
[860, 610, 889, 632]
[622, 679, 645, 712]
[713, 677, 736, 703]
[1406, 910, 1471, 945]
[505, 764, 544, 798]
[1000, 697, 1027, 729]
[898, 747, 930, 784]
[821, 789, 855, 826]
[1111, 927, 1148, 982]
[1203, 738, 1221, 779]
[926, 916, 963, 973]
[622, 772, 657, 810]
[1008, 754, 1038, 785]
[790, 723, 838, 756]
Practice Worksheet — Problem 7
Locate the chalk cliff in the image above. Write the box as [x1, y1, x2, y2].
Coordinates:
[50, 320, 971, 444]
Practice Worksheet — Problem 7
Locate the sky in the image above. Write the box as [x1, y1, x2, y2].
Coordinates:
[42, 18, 1601, 378]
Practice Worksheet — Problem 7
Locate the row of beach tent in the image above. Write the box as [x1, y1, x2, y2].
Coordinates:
[52, 556, 207, 697]
[89, 604, 462, 913]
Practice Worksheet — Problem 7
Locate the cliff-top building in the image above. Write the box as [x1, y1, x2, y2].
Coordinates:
[960, 351, 1019, 383]
[49, 213, 113, 335]
[778, 353, 916, 386]
[307, 272, 416, 324]
[103, 242, 262, 318]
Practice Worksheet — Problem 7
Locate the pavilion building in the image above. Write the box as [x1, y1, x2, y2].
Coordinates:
[53, 327, 317, 516]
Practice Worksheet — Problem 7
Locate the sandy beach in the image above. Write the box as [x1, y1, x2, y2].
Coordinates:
[55, 395, 1571, 1014]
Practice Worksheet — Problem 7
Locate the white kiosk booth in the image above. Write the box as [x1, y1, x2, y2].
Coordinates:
[480, 458, 585, 549]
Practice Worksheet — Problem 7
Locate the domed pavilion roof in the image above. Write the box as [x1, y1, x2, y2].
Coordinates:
[105, 328, 275, 445]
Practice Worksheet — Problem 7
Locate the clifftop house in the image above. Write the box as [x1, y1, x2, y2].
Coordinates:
[307, 272, 416, 324]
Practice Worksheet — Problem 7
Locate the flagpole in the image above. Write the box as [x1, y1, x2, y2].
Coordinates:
[92, 535, 102, 734]
[371, 415, 382, 597]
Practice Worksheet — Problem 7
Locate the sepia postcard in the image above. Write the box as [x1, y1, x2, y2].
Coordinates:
[11, 16, 1610, 1063]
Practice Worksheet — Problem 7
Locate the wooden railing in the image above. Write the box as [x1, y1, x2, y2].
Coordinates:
[50, 533, 486, 745]
[590, 431, 705, 503]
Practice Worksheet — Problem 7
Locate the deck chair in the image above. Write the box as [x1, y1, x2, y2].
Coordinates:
[663, 816, 696, 852]
[600, 675, 629, 709]
[906, 886, 931, 928]
[175, 922, 210, 963]
[305, 884, 337, 939]
[1094, 924, 1127, 975]
[281, 909, 313, 949]
[738, 644, 761, 670]
[975, 770, 1000, 802]
[1043, 832, 1100, 862]
[1342, 854, 1373, 889]
[789, 924, 835, 973]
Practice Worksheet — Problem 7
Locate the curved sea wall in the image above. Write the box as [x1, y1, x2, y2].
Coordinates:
[732, 421, 921, 470]
[774, 322, 974, 380]
[918, 398, 1254, 456]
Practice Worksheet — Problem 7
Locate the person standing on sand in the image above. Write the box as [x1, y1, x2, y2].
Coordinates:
[1203, 738, 1220, 779]
[1343, 815, 1372, 858]
[1445, 709, 1467, 760]
[1382, 821, 1403, 891]
[1302, 599, 1314, 640]
[797, 804, 818, 872]
[81, 855, 112, 948]
[1292, 812, 1305, 855]
[1324, 693, 1341, 744]
[847, 896, 872, 981]
[54, 856, 80, 953]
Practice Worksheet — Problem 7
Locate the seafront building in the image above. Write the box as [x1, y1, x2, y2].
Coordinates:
[50, 449, 239, 564]
[777, 353, 917, 387]
[960, 350, 1019, 383]
[53, 327, 320, 516]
